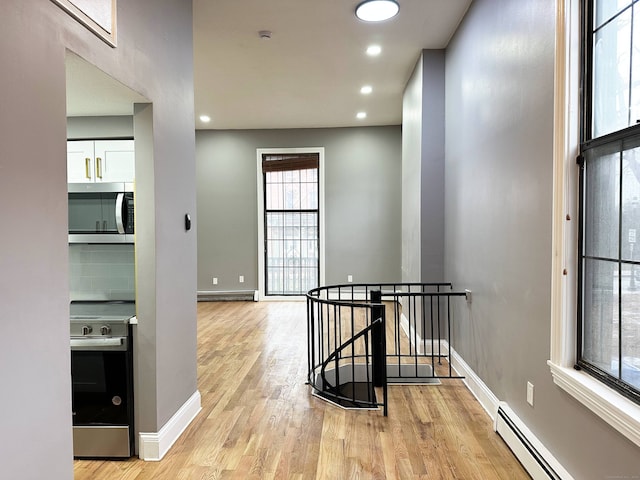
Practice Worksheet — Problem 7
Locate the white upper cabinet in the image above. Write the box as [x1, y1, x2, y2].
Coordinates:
[67, 139, 135, 183]
[67, 140, 96, 182]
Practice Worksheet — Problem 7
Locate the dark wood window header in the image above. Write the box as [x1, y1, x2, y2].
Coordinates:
[262, 154, 319, 173]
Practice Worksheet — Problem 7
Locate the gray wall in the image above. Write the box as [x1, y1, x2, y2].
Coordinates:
[402, 51, 446, 284]
[444, 0, 640, 477]
[420, 51, 445, 282]
[0, 1, 196, 477]
[196, 127, 402, 292]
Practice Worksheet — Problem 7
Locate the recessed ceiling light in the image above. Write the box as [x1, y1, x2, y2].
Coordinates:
[366, 45, 382, 56]
[200, 115, 211, 123]
[355, 0, 399, 22]
[360, 85, 373, 95]
[356, 112, 367, 119]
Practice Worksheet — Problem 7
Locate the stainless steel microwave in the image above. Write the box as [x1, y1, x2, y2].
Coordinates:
[68, 183, 134, 244]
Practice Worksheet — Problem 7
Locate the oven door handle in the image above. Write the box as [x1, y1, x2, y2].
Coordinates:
[71, 337, 127, 351]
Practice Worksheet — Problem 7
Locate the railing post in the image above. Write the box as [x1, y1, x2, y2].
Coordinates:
[371, 290, 385, 388]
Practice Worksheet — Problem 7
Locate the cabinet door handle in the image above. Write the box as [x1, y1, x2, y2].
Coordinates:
[85, 158, 91, 179]
[96, 157, 103, 179]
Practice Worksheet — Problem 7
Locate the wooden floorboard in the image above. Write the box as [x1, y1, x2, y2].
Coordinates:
[74, 301, 530, 479]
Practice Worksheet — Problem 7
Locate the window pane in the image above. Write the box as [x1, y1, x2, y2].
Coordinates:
[630, 5, 640, 125]
[593, 9, 632, 137]
[622, 147, 640, 261]
[584, 147, 620, 259]
[595, 0, 632, 29]
[582, 258, 619, 376]
[265, 211, 318, 295]
[622, 278, 640, 387]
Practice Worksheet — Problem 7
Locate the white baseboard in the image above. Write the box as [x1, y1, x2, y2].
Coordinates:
[496, 403, 574, 480]
[138, 390, 202, 461]
[450, 348, 572, 479]
[449, 346, 500, 420]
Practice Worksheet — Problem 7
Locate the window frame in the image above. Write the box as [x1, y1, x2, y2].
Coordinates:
[256, 147, 326, 301]
[577, 0, 640, 404]
[262, 154, 320, 296]
[549, 0, 640, 447]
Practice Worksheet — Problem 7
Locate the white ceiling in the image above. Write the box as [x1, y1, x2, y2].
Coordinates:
[66, 0, 472, 130]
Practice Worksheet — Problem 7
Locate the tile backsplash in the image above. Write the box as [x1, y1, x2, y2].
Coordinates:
[69, 244, 135, 301]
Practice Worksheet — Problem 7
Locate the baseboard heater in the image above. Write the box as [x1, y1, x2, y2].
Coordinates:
[495, 403, 569, 480]
[197, 290, 258, 302]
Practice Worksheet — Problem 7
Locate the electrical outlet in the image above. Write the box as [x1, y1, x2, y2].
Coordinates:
[239, 275, 244, 283]
[527, 381, 534, 406]
[347, 275, 353, 283]
[212, 277, 218, 285]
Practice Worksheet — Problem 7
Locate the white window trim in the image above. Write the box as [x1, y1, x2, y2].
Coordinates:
[549, 0, 640, 447]
[256, 147, 325, 301]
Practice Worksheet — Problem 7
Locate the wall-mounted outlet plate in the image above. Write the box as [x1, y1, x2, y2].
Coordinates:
[239, 275, 244, 283]
[527, 381, 534, 406]
[213, 277, 218, 285]
[347, 275, 353, 283]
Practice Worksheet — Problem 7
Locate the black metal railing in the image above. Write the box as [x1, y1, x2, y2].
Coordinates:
[306, 282, 467, 415]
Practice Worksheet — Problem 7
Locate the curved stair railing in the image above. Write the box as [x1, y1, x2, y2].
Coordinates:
[307, 283, 468, 416]
[306, 290, 388, 414]
[318, 316, 387, 415]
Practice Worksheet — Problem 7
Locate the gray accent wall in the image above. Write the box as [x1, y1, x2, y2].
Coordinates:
[444, 0, 640, 477]
[0, 1, 196, 478]
[402, 51, 446, 284]
[196, 127, 402, 293]
[420, 51, 445, 282]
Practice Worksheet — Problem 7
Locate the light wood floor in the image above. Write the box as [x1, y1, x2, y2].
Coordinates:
[74, 301, 530, 480]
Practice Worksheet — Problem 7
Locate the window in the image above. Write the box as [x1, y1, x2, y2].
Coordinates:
[578, 0, 640, 403]
[262, 153, 319, 295]
[549, 0, 640, 448]
[256, 148, 325, 299]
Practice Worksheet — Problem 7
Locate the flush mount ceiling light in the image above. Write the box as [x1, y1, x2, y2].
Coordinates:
[355, 0, 399, 22]
[366, 45, 382, 56]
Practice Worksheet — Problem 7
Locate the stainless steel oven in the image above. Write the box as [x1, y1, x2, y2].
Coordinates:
[70, 301, 135, 458]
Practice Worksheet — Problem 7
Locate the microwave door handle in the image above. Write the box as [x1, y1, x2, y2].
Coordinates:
[115, 193, 125, 234]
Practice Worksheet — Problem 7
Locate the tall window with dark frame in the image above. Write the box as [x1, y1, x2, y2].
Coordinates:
[578, 0, 640, 402]
[262, 153, 319, 295]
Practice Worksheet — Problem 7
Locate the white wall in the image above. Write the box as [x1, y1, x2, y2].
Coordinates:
[402, 56, 424, 284]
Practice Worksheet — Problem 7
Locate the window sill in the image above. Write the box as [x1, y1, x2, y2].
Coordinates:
[548, 361, 640, 447]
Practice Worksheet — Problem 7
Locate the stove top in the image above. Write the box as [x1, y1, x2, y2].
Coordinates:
[70, 301, 136, 325]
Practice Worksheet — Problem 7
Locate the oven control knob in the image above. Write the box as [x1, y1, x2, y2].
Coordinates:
[81, 325, 93, 335]
[100, 325, 112, 336]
